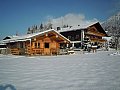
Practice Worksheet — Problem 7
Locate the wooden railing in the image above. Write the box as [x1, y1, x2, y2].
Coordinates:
[11, 48, 60, 55]
[50, 48, 59, 55]
[90, 38, 107, 42]
[86, 31, 106, 37]
[11, 48, 26, 55]
[32, 48, 44, 55]
[11, 48, 20, 55]
[25, 45, 31, 55]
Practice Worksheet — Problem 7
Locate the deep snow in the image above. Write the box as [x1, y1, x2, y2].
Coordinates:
[0, 50, 120, 90]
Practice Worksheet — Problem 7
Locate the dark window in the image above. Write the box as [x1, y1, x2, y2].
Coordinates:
[10, 43, 17, 48]
[75, 35, 79, 39]
[35, 43, 37, 48]
[60, 43, 66, 49]
[38, 43, 40, 48]
[68, 36, 71, 39]
[0, 45, 6, 48]
[74, 43, 81, 48]
[20, 42, 23, 48]
[45, 43, 49, 48]
[71, 36, 75, 41]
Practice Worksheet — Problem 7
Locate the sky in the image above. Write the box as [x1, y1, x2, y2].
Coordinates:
[0, 0, 120, 40]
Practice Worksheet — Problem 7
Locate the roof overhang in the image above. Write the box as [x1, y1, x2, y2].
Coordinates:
[1, 29, 71, 44]
[88, 22, 108, 37]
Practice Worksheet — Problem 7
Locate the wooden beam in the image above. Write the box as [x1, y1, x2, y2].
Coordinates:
[86, 31, 106, 37]
[90, 38, 107, 43]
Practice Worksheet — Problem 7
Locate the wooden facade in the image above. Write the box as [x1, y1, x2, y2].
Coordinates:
[6, 30, 70, 55]
[60, 22, 108, 48]
[85, 23, 107, 43]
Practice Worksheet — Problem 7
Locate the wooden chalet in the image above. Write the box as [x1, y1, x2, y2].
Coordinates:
[85, 22, 108, 43]
[58, 22, 108, 49]
[2, 29, 70, 55]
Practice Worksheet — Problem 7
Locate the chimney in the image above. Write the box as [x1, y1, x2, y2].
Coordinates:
[57, 27, 61, 31]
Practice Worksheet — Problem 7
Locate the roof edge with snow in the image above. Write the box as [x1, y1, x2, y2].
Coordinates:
[0, 29, 71, 44]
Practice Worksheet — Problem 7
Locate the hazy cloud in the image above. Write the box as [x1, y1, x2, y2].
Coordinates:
[45, 13, 98, 28]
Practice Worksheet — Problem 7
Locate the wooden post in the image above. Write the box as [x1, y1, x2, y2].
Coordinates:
[30, 39, 32, 55]
[72, 42, 74, 48]
[81, 30, 84, 49]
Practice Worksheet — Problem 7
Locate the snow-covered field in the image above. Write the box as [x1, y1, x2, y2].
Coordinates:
[0, 50, 120, 90]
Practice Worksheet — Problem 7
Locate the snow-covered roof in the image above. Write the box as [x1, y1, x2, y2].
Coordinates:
[58, 22, 98, 33]
[0, 42, 6, 45]
[58, 26, 85, 33]
[0, 29, 70, 44]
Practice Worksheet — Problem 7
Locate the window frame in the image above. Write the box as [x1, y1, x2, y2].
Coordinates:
[44, 43, 49, 48]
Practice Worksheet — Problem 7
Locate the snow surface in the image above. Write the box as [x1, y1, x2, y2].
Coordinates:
[0, 50, 120, 90]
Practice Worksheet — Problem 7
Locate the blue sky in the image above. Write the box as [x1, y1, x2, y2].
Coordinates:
[0, 0, 120, 39]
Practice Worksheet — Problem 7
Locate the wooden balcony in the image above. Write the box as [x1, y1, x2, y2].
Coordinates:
[90, 38, 107, 43]
[11, 48, 20, 55]
[32, 48, 44, 55]
[11, 48, 26, 55]
[86, 31, 106, 37]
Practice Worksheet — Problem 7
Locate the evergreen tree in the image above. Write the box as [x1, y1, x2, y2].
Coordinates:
[40, 23, 43, 29]
[35, 25, 37, 30]
[28, 27, 30, 31]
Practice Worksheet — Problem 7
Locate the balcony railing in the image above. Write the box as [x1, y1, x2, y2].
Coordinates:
[11, 48, 20, 55]
[32, 48, 44, 55]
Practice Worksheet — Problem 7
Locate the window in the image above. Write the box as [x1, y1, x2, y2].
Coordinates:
[68, 36, 71, 39]
[75, 35, 79, 40]
[45, 43, 49, 48]
[20, 42, 24, 48]
[35, 43, 37, 48]
[38, 43, 40, 48]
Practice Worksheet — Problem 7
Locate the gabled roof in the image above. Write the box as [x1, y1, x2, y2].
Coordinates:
[3, 35, 19, 40]
[1, 29, 70, 44]
[88, 22, 108, 36]
[58, 22, 108, 37]
[58, 22, 98, 33]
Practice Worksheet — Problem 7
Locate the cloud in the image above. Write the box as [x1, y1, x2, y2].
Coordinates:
[45, 13, 98, 28]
